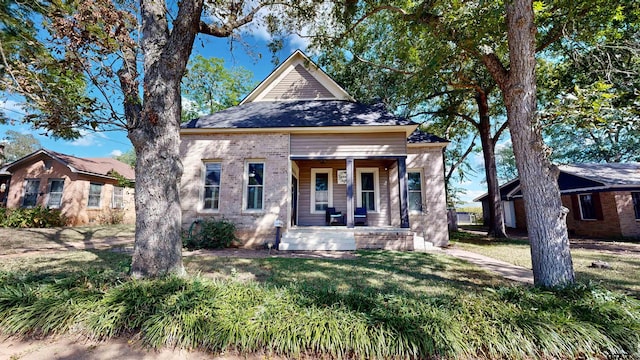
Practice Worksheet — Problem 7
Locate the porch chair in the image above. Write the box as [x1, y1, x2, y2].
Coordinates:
[354, 207, 368, 226]
[325, 207, 345, 226]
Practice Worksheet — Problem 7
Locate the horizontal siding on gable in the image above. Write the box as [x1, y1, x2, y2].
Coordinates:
[291, 133, 407, 157]
[262, 64, 335, 101]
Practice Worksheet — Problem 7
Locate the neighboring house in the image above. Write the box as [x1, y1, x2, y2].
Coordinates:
[475, 163, 640, 239]
[180, 50, 450, 250]
[2, 149, 135, 225]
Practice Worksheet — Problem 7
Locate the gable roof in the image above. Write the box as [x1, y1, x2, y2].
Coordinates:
[4, 149, 135, 181]
[182, 100, 414, 131]
[240, 50, 354, 104]
[474, 162, 640, 202]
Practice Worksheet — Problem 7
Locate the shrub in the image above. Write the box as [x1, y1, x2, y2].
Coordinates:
[183, 217, 239, 250]
[0, 206, 67, 228]
[97, 208, 125, 225]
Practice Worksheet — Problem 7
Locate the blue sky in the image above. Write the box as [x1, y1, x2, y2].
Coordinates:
[0, 30, 487, 206]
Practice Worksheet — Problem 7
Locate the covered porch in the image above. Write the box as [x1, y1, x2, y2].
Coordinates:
[290, 156, 412, 229]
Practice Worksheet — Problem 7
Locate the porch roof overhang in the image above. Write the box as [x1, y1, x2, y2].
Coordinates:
[290, 155, 406, 160]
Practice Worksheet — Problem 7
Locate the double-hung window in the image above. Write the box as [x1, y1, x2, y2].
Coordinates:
[311, 169, 332, 213]
[112, 186, 125, 209]
[22, 179, 40, 207]
[408, 171, 423, 212]
[47, 179, 65, 208]
[578, 193, 596, 220]
[246, 162, 264, 210]
[632, 192, 640, 220]
[356, 168, 379, 212]
[88, 183, 103, 208]
[203, 162, 221, 210]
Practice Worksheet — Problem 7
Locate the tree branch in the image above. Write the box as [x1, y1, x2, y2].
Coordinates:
[481, 52, 509, 90]
[446, 135, 477, 183]
[493, 119, 509, 144]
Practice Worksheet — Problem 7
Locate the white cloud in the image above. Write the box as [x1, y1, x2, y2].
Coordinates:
[459, 189, 487, 203]
[70, 129, 104, 147]
[0, 99, 26, 119]
[110, 149, 123, 157]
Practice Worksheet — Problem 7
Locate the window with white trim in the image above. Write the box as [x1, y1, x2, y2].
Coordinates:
[22, 179, 40, 207]
[88, 183, 103, 208]
[112, 186, 125, 209]
[47, 179, 64, 208]
[311, 169, 333, 213]
[203, 162, 221, 210]
[356, 168, 379, 212]
[408, 171, 423, 212]
[578, 193, 596, 220]
[632, 192, 640, 220]
[245, 162, 264, 210]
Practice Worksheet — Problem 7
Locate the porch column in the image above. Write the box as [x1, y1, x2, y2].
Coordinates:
[397, 157, 410, 228]
[346, 157, 355, 228]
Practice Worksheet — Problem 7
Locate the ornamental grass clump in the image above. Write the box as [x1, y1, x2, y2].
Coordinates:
[0, 253, 639, 359]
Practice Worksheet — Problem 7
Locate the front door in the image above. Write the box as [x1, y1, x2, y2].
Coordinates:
[291, 175, 298, 226]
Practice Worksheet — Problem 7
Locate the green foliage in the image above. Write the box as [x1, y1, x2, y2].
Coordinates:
[114, 148, 136, 168]
[0, 206, 67, 228]
[183, 217, 239, 250]
[1, 130, 42, 162]
[181, 55, 255, 121]
[0, 251, 638, 359]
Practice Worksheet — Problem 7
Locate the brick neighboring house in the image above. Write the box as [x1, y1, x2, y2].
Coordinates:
[475, 163, 640, 239]
[179, 50, 450, 250]
[1, 149, 135, 225]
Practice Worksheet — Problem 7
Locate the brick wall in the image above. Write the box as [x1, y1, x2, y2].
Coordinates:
[499, 191, 639, 239]
[614, 192, 640, 238]
[407, 147, 449, 247]
[563, 192, 622, 238]
[180, 133, 290, 248]
[354, 231, 414, 250]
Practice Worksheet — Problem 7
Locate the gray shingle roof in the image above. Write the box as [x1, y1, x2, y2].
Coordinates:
[407, 129, 449, 144]
[181, 100, 414, 129]
[558, 163, 640, 186]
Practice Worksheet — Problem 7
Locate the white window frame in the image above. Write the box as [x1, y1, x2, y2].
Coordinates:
[243, 160, 265, 212]
[578, 193, 596, 220]
[356, 168, 380, 213]
[87, 183, 103, 208]
[47, 178, 65, 208]
[22, 178, 40, 208]
[310, 168, 333, 214]
[407, 169, 423, 214]
[112, 186, 125, 209]
[201, 162, 222, 212]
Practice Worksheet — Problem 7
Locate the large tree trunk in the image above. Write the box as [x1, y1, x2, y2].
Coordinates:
[499, 0, 574, 287]
[128, 0, 202, 277]
[475, 91, 507, 238]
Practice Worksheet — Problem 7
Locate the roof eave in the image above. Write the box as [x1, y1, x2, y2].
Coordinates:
[181, 124, 418, 136]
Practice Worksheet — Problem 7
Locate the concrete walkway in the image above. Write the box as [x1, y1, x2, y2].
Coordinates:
[443, 248, 534, 284]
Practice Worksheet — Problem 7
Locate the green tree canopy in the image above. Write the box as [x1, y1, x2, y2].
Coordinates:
[1, 129, 41, 162]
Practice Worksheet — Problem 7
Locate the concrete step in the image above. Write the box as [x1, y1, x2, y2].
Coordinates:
[279, 230, 356, 251]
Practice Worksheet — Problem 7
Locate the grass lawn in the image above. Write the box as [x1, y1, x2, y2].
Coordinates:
[0, 231, 638, 359]
[0, 224, 135, 255]
[450, 230, 640, 298]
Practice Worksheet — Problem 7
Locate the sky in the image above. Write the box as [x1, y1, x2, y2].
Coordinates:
[0, 25, 488, 207]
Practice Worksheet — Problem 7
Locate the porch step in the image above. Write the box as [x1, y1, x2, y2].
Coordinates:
[279, 229, 356, 251]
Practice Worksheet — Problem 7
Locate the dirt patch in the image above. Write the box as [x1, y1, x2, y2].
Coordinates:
[0, 335, 287, 360]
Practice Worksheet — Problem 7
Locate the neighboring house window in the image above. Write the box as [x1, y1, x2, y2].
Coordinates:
[633, 192, 640, 220]
[22, 179, 40, 207]
[245, 162, 264, 210]
[310, 169, 333, 213]
[112, 186, 125, 209]
[578, 193, 596, 220]
[88, 183, 103, 208]
[47, 179, 65, 208]
[203, 162, 221, 210]
[408, 171, 423, 212]
[356, 168, 379, 212]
